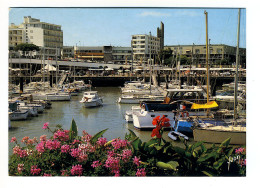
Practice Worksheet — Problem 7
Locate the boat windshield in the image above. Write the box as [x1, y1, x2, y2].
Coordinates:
[145, 103, 178, 112]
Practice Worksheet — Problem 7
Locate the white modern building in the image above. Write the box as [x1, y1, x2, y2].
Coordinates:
[9, 16, 63, 59]
[131, 34, 160, 64]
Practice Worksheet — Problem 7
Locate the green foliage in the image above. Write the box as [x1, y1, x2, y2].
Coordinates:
[91, 128, 108, 143]
[69, 118, 78, 141]
[9, 120, 246, 177]
[14, 43, 40, 52]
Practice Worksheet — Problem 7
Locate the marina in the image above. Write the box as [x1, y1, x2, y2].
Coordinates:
[6, 7, 248, 178]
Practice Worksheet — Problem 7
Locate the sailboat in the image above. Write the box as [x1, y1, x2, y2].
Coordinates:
[192, 9, 246, 145]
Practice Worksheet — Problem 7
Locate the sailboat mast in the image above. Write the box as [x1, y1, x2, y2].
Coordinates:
[234, 9, 241, 121]
[205, 10, 209, 103]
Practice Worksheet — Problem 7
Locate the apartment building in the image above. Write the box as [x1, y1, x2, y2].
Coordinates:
[131, 34, 160, 64]
[9, 16, 63, 58]
[166, 44, 246, 68]
[74, 46, 132, 64]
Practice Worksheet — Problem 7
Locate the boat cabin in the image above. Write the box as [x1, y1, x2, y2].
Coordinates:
[83, 91, 99, 99]
[165, 88, 206, 104]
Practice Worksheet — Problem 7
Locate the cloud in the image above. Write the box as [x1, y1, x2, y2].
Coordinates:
[139, 11, 171, 17]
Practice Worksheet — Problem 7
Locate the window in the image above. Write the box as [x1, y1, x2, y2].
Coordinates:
[217, 49, 222, 54]
[195, 49, 200, 54]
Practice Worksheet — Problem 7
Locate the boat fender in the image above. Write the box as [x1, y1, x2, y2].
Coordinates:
[181, 111, 189, 118]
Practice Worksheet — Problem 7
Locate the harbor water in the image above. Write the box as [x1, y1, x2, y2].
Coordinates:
[9, 87, 193, 156]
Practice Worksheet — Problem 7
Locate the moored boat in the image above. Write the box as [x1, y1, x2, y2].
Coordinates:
[80, 91, 103, 108]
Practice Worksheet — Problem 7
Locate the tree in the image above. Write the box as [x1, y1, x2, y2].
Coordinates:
[157, 48, 173, 66]
[14, 43, 40, 57]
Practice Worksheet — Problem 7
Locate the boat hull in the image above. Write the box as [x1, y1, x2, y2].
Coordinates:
[9, 110, 29, 121]
[83, 100, 103, 108]
[133, 111, 175, 129]
[193, 126, 246, 145]
[46, 94, 71, 101]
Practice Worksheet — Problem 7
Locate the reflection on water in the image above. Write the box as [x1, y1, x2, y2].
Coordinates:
[9, 87, 191, 156]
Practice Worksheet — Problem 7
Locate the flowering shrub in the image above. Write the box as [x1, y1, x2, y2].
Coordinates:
[9, 119, 147, 176]
[9, 119, 246, 176]
[151, 115, 171, 139]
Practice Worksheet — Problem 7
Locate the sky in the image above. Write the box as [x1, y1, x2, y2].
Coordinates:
[9, 8, 246, 48]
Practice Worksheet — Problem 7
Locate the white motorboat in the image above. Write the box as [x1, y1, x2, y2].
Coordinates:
[118, 94, 165, 104]
[80, 91, 103, 107]
[9, 110, 29, 121]
[46, 92, 71, 101]
[125, 106, 141, 122]
[17, 101, 44, 113]
[32, 92, 48, 100]
[132, 103, 177, 129]
[132, 89, 209, 130]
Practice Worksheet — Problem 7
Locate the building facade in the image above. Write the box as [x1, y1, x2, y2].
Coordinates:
[9, 16, 63, 59]
[74, 46, 132, 64]
[157, 22, 164, 50]
[166, 44, 246, 68]
[131, 34, 160, 64]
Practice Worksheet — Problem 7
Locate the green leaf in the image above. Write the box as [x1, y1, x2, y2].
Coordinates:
[202, 171, 214, 177]
[156, 161, 179, 171]
[127, 129, 137, 139]
[131, 138, 142, 151]
[226, 147, 234, 157]
[197, 152, 217, 163]
[219, 138, 231, 148]
[173, 147, 186, 155]
[69, 118, 78, 141]
[91, 128, 108, 143]
[213, 157, 226, 170]
[154, 145, 163, 151]
[190, 141, 204, 152]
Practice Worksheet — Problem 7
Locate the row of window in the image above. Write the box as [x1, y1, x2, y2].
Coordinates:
[25, 24, 61, 31]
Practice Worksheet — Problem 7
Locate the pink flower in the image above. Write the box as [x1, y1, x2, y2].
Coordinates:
[42, 122, 49, 130]
[30, 165, 41, 175]
[111, 138, 129, 150]
[36, 141, 45, 153]
[26, 139, 34, 145]
[91, 161, 102, 168]
[21, 136, 29, 143]
[78, 143, 95, 153]
[133, 156, 141, 166]
[96, 137, 107, 146]
[32, 137, 38, 143]
[72, 139, 82, 145]
[61, 145, 70, 153]
[54, 130, 70, 141]
[17, 164, 24, 173]
[13, 145, 21, 155]
[121, 149, 132, 162]
[18, 149, 28, 158]
[45, 140, 61, 150]
[61, 170, 68, 176]
[235, 147, 245, 154]
[81, 132, 92, 142]
[11, 137, 17, 143]
[107, 150, 115, 157]
[104, 156, 120, 175]
[71, 164, 83, 176]
[77, 153, 88, 162]
[43, 173, 52, 176]
[136, 168, 146, 177]
[40, 135, 47, 142]
[70, 148, 80, 158]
